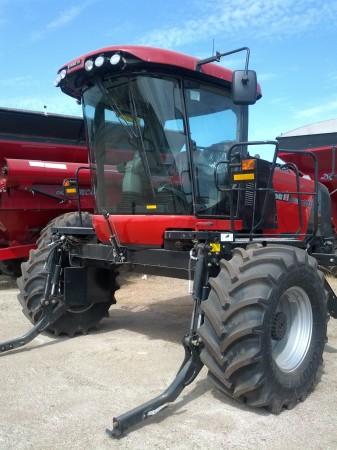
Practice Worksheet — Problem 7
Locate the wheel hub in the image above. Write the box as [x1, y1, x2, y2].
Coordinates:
[271, 311, 287, 341]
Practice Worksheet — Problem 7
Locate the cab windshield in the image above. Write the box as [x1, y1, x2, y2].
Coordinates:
[82, 74, 245, 216]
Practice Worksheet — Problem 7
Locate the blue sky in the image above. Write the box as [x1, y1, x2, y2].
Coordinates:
[1, 0, 337, 141]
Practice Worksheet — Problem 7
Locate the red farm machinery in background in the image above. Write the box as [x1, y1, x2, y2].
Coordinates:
[277, 121, 337, 241]
[0, 107, 93, 275]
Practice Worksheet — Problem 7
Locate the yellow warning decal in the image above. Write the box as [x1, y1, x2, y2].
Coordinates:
[209, 242, 221, 252]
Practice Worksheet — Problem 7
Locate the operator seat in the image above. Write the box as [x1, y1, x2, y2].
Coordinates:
[118, 148, 188, 214]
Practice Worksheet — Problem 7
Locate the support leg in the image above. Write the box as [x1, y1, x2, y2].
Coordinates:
[106, 334, 203, 437]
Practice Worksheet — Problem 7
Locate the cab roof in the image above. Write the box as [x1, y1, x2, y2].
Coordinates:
[56, 45, 262, 100]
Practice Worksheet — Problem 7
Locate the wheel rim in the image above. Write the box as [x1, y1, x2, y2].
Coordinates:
[271, 286, 313, 372]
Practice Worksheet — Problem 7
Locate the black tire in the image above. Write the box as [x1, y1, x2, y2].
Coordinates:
[198, 244, 328, 413]
[17, 212, 117, 336]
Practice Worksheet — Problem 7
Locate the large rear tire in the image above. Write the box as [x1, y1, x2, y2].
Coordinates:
[198, 244, 328, 413]
[17, 212, 117, 337]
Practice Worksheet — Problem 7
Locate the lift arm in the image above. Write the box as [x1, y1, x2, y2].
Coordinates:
[106, 243, 208, 437]
[106, 334, 203, 437]
[0, 302, 67, 353]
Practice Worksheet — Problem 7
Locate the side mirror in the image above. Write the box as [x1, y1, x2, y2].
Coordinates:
[232, 70, 257, 105]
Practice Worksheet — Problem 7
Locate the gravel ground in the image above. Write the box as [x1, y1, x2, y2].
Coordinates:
[1, 272, 337, 449]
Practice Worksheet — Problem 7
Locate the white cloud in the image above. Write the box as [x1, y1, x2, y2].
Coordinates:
[46, 5, 86, 31]
[270, 97, 289, 106]
[31, 0, 94, 41]
[293, 99, 337, 122]
[138, 0, 337, 49]
[258, 73, 280, 82]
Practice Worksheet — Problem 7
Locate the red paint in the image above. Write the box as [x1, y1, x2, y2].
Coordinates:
[279, 146, 337, 231]
[92, 167, 315, 246]
[271, 169, 315, 235]
[93, 215, 242, 246]
[1, 158, 91, 189]
[0, 244, 36, 260]
[0, 111, 93, 262]
[59, 46, 262, 97]
[0, 139, 88, 163]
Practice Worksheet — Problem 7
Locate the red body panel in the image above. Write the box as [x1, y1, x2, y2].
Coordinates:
[272, 169, 315, 235]
[92, 167, 315, 246]
[93, 215, 242, 246]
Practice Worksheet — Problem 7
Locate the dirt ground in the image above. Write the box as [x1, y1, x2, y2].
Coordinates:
[1, 271, 337, 449]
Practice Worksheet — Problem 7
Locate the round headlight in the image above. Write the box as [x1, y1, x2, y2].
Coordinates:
[110, 54, 121, 65]
[84, 59, 94, 71]
[60, 69, 67, 79]
[95, 56, 105, 67]
[54, 74, 62, 86]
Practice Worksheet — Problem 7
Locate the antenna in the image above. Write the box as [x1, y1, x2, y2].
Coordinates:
[212, 38, 215, 56]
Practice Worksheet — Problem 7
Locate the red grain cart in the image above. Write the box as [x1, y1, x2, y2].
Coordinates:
[277, 121, 337, 232]
[0, 107, 93, 275]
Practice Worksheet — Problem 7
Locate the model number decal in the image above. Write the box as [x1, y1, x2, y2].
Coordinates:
[68, 59, 82, 69]
[300, 199, 312, 207]
[275, 192, 312, 207]
[275, 192, 289, 201]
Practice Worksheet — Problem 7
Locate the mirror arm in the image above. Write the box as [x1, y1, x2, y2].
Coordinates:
[195, 47, 250, 75]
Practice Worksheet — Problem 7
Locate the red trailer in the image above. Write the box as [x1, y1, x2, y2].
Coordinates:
[277, 119, 337, 233]
[0, 107, 93, 275]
